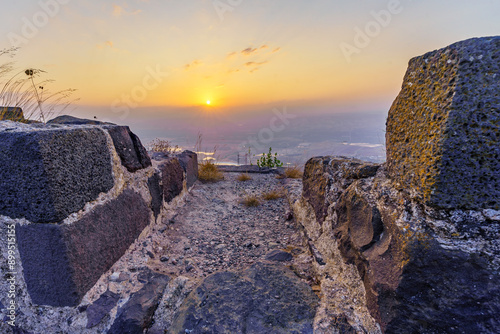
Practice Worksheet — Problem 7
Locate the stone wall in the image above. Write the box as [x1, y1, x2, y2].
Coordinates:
[386, 36, 500, 210]
[0, 119, 198, 307]
[294, 37, 500, 333]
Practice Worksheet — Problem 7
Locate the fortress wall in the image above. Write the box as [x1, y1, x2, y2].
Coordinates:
[0, 120, 197, 307]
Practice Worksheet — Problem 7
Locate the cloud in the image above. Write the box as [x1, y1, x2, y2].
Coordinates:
[235, 44, 279, 57]
[184, 60, 203, 70]
[241, 47, 258, 56]
[240, 44, 269, 56]
[244, 61, 268, 67]
[112, 4, 142, 17]
[97, 40, 115, 49]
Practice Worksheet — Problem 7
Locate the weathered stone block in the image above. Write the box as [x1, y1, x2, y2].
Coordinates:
[147, 173, 163, 219]
[107, 126, 151, 172]
[177, 150, 198, 188]
[0, 107, 25, 122]
[16, 189, 150, 306]
[317, 166, 500, 332]
[171, 262, 319, 333]
[0, 126, 114, 223]
[160, 158, 184, 203]
[386, 36, 500, 209]
[302, 156, 380, 223]
[108, 271, 169, 334]
[47, 115, 113, 125]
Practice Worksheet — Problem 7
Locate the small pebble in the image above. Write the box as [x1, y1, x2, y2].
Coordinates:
[109, 272, 120, 282]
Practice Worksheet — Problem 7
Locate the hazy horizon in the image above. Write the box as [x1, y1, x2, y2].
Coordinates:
[2, 1, 500, 163]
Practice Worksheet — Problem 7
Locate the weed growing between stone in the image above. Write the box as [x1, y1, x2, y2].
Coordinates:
[237, 173, 252, 182]
[198, 161, 224, 183]
[0, 47, 78, 123]
[262, 189, 284, 201]
[241, 195, 260, 207]
[195, 132, 224, 183]
[277, 165, 303, 179]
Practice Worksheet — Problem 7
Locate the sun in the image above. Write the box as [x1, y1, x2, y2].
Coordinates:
[206, 100, 211, 105]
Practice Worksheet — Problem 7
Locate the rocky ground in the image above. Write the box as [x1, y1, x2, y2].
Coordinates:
[2, 170, 321, 333]
[149, 172, 305, 278]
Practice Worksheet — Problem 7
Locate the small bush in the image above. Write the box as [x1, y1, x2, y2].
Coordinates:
[198, 160, 224, 183]
[256, 147, 283, 168]
[277, 166, 303, 179]
[237, 173, 252, 182]
[241, 195, 260, 207]
[150, 138, 179, 155]
[262, 190, 284, 201]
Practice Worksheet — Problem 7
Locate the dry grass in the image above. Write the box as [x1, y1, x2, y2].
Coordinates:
[237, 173, 252, 182]
[150, 138, 179, 155]
[198, 160, 224, 183]
[241, 195, 260, 207]
[262, 189, 284, 201]
[277, 166, 303, 179]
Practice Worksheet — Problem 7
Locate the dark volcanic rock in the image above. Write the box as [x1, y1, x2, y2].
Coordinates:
[170, 262, 319, 334]
[302, 156, 379, 223]
[47, 115, 113, 125]
[218, 165, 285, 174]
[310, 164, 500, 333]
[86, 290, 120, 328]
[16, 188, 150, 306]
[107, 271, 169, 334]
[264, 250, 293, 262]
[177, 150, 198, 188]
[386, 36, 500, 210]
[147, 173, 163, 219]
[0, 127, 114, 223]
[386, 240, 500, 334]
[107, 126, 152, 172]
[160, 158, 184, 203]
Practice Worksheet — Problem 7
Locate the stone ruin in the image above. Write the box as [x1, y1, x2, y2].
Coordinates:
[0, 117, 197, 307]
[386, 36, 500, 210]
[298, 36, 500, 333]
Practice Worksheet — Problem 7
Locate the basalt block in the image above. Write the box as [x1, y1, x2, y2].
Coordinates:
[147, 173, 163, 219]
[47, 115, 114, 125]
[302, 156, 380, 223]
[107, 126, 152, 172]
[160, 157, 184, 203]
[0, 107, 26, 122]
[386, 36, 500, 209]
[16, 188, 150, 306]
[0, 126, 114, 223]
[108, 271, 169, 334]
[171, 262, 319, 333]
[177, 150, 198, 188]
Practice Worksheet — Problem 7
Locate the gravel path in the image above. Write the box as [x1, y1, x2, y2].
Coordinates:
[151, 172, 307, 280]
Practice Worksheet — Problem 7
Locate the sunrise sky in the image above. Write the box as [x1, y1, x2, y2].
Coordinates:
[1, 0, 500, 122]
